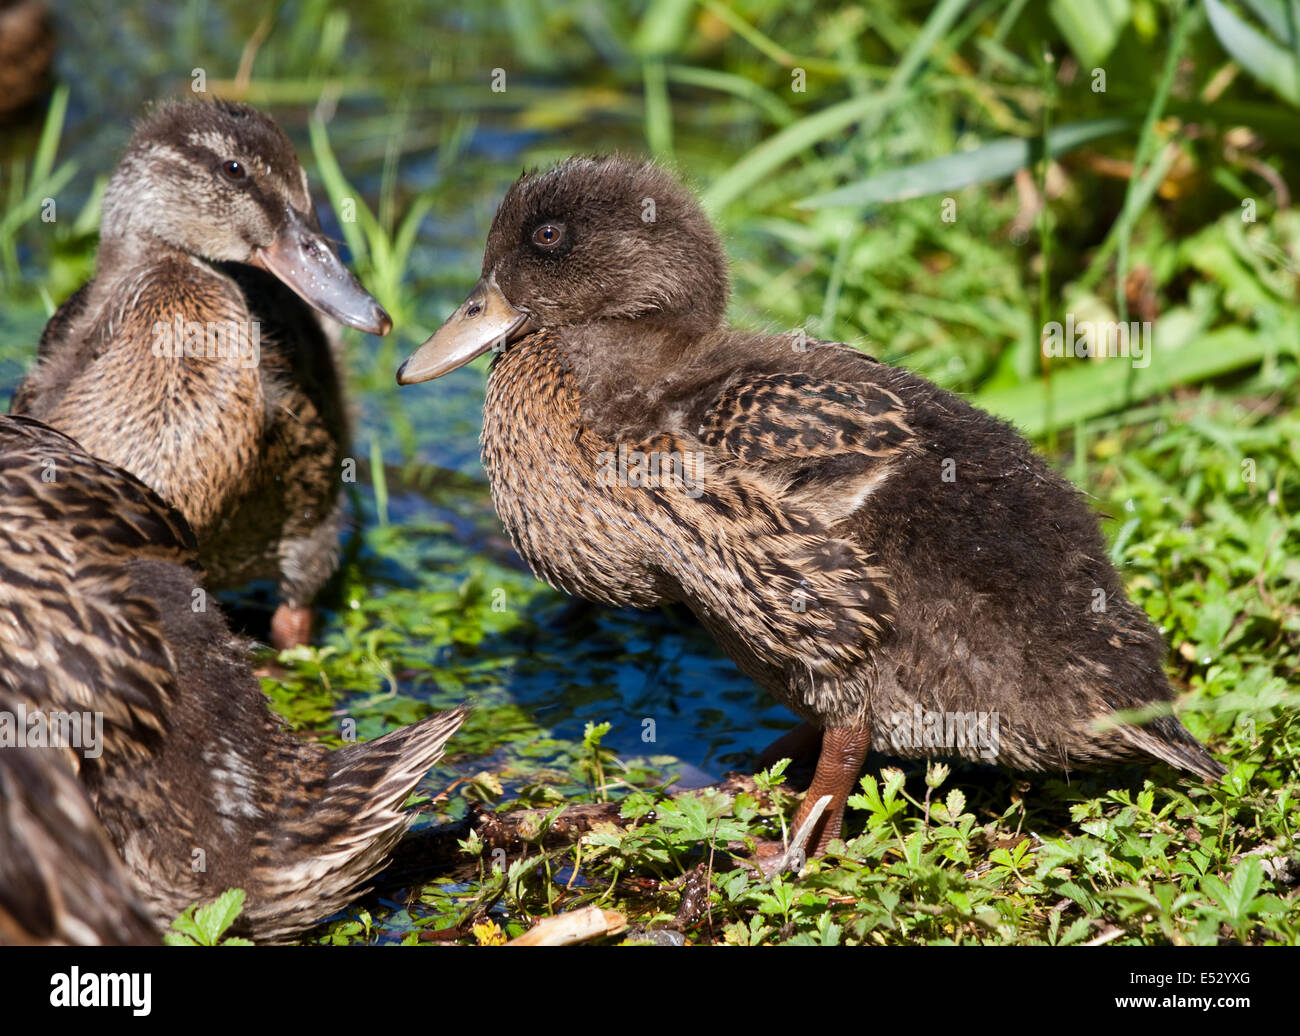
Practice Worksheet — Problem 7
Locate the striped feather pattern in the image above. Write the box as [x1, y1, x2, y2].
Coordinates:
[0, 415, 466, 943]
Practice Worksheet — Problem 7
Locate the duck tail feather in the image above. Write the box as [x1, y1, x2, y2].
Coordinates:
[1117, 715, 1225, 781]
[245, 706, 469, 941]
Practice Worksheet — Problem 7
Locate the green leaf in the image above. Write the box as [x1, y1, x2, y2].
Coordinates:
[1056, 880, 1102, 914]
[753, 757, 791, 790]
[975, 319, 1297, 437]
[1240, 0, 1300, 40]
[702, 92, 909, 213]
[1050, 0, 1132, 67]
[166, 888, 247, 946]
[1206, 0, 1300, 105]
[1058, 916, 1094, 946]
[1227, 857, 1265, 914]
[582, 721, 612, 749]
[193, 889, 247, 945]
[798, 119, 1128, 208]
[167, 907, 204, 945]
[632, 0, 695, 57]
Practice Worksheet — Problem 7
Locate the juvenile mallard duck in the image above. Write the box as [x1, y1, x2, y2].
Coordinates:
[0, 415, 465, 942]
[397, 155, 1223, 863]
[10, 98, 390, 650]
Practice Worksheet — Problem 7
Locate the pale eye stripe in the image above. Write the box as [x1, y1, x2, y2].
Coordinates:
[140, 142, 197, 167]
[188, 130, 241, 156]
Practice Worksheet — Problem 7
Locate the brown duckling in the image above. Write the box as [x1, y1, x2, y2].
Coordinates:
[397, 155, 1223, 863]
[0, 414, 465, 942]
[10, 98, 391, 650]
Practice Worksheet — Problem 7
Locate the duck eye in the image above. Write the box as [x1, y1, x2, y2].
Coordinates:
[531, 222, 565, 250]
[219, 160, 248, 183]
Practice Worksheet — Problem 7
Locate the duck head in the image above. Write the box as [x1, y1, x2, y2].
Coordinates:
[397, 155, 728, 383]
[100, 98, 390, 335]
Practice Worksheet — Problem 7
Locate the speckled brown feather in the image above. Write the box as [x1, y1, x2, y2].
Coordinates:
[0, 689, 159, 946]
[17, 259, 265, 534]
[0, 415, 190, 766]
[485, 333, 895, 721]
[700, 374, 910, 465]
[0, 415, 466, 943]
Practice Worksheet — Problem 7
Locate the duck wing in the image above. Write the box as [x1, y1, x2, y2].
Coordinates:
[1, 415, 470, 940]
[0, 415, 192, 765]
[699, 370, 913, 524]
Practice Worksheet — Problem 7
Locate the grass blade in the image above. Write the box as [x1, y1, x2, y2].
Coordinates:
[975, 320, 1297, 437]
[1206, 0, 1300, 104]
[799, 118, 1128, 208]
[701, 91, 916, 213]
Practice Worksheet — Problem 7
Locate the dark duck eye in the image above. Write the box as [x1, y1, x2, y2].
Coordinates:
[530, 222, 566, 251]
[219, 159, 248, 183]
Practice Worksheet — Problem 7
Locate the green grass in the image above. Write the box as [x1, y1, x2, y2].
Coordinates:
[3, 0, 1298, 945]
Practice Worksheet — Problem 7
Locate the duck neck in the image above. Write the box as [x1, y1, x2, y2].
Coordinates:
[96, 229, 163, 274]
[482, 332, 662, 608]
[545, 318, 702, 402]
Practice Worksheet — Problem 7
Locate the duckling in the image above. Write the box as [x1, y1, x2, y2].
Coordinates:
[396, 155, 1223, 863]
[0, 415, 465, 942]
[10, 98, 391, 650]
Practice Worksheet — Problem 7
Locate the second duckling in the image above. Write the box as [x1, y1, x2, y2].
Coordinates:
[10, 98, 390, 649]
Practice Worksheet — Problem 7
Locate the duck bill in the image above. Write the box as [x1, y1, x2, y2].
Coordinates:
[251, 207, 392, 336]
[396, 273, 528, 385]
